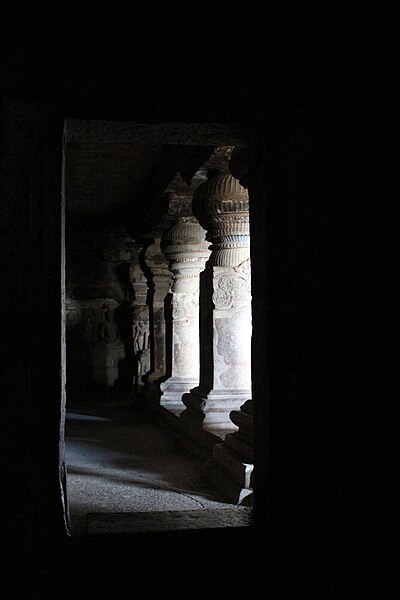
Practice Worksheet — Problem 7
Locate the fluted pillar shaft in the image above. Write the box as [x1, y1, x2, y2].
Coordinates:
[159, 215, 210, 414]
[181, 173, 252, 435]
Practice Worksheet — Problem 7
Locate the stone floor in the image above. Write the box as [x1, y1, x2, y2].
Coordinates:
[65, 398, 250, 536]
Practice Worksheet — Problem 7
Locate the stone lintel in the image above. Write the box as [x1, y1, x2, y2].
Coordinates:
[66, 120, 255, 145]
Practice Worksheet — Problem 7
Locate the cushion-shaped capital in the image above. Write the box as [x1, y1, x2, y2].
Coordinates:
[192, 174, 248, 221]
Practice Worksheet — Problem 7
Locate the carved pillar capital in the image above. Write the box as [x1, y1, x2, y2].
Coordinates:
[161, 216, 210, 293]
[192, 173, 250, 267]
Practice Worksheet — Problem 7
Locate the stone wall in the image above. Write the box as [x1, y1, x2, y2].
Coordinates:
[1, 4, 393, 597]
[65, 225, 135, 401]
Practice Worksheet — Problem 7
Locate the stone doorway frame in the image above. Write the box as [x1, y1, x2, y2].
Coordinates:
[61, 119, 267, 533]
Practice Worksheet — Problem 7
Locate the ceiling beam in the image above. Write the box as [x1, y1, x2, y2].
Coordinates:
[65, 120, 254, 145]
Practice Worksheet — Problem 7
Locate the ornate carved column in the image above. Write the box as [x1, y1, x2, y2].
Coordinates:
[159, 209, 210, 414]
[143, 234, 173, 394]
[203, 148, 254, 504]
[181, 172, 252, 435]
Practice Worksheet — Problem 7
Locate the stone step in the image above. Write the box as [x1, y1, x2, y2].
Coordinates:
[179, 432, 214, 461]
[174, 415, 222, 460]
[202, 459, 254, 506]
[224, 432, 254, 462]
[211, 442, 253, 488]
[88, 507, 253, 534]
[178, 415, 221, 446]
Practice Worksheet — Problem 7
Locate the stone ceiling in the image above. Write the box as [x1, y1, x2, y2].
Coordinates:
[65, 120, 248, 239]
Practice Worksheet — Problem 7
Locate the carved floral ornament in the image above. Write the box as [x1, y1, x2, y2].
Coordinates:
[172, 294, 199, 320]
[212, 259, 251, 310]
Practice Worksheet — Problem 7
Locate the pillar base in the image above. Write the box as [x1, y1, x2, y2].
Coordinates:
[202, 399, 254, 504]
[181, 387, 250, 434]
[159, 377, 198, 415]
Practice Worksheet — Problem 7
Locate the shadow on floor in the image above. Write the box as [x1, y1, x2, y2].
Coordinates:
[65, 398, 244, 536]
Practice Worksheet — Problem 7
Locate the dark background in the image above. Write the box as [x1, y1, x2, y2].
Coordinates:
[1, 3, 396, 598]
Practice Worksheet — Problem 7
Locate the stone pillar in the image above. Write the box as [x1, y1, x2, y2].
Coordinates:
[181, 172, 252, 435]
[159, 213, 210, 414]
[129, 246, 151, 393]
[203, 149, 254, 503]
[144, 235, 173, 393]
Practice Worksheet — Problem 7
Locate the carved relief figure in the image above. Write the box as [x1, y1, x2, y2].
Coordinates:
[132, 317, 149, 353]
[131, 306, 150, 379]
[98, 306, 121, 344]
[90, 304, 125, 389]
